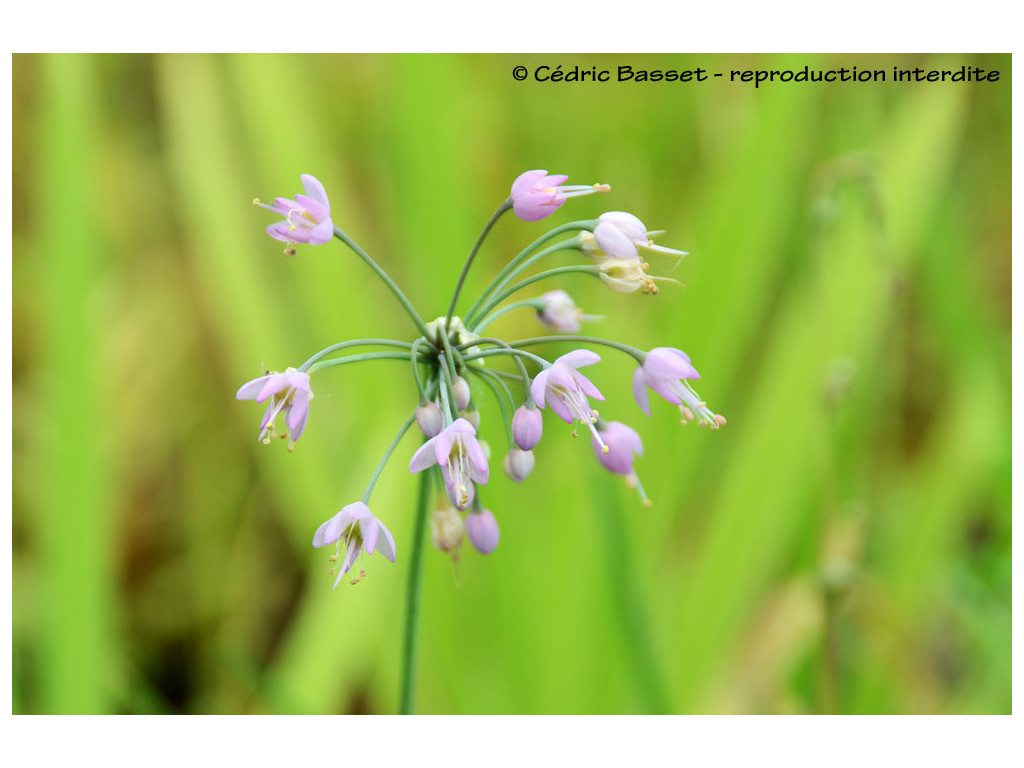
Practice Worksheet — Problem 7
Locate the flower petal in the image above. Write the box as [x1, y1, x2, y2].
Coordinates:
[376, 521, 397, 562]
[300, 174, 330, 208]
[409, 437, 439, 473]
[236, 375, 271, 400]
[632, 366, 651, 416]
[645, 347, 699, 380]
[312, 511, 346, 547]
[555, 349, 601, 370]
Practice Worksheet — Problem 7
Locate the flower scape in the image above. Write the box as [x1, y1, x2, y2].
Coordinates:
[238, 170, 725, 588]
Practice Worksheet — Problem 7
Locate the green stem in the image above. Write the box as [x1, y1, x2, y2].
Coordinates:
[307, 350, 418, 373]
[399, 466, 432, 714]
[444, 199, 512, 331]
[360, 410, 420, 503]
[471, 299, 544, 334]
[466, 366, 515, 445]
[333, 225, 431, 338]
[470, 265, 600, 327]
[507, 335, 647, 364]
[298, 338, 413, 373]
[464, 220, 596, 324]
[460, 346, 551, 369]
[457, 337, 534, 403]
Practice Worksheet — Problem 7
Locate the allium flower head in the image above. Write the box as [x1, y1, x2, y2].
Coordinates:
[633, 347, 726, 429]
[465, 508, 500, 554]
[409, 418, 490, 510]
[510, 169, 610, 222]
[312, 502, 397, 587]
[591, 421, 643, 475]
[236, 367, 313, 446]
[255, 173, 333, 252]
[531, 350, 609, 451]
[592, 211, 688, 260]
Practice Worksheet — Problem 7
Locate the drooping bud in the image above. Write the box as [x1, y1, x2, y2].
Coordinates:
[461, 408, 481, 429]
[537, 290, 585, 333]
[512, 405, 543, 450]
[502, 449, 535, 483]
[465, 508, 500, 554]
[430, 506, 464, 556]
[452, 376, 471, 411]
[591, 421, 643, 476]
[416, 401, 444, 437]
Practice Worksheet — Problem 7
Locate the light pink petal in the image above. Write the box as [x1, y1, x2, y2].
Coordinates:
[255, 373, 287, 403]
[632, 366, 651, 416]
[594, 221, 639, 259]
[645, 347, 699, 380]
[266, 222, 294, 242]
[312, 511, 346, 547]
[361, 518, 380, 555]
[573, 371, 605, 402]
[530, 369, 551, 407]
[433, 430, 457, 468]
[300, 174, 330, 208]
[555, 349, 601, 370]
[649, 378, 683, 406]
[464, 438, 490, 483]
[376, 521, 397, 562]
[409, 438, 439, 473]
[308, 218, 334, 245]
[285, 370, 312, 393]
[236, 375, 272, 400]
[511, 169, 548, 197]
[287, 395, 309, 439]
[547, 392, 575, 424]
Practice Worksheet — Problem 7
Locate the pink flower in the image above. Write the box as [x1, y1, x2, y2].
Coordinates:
[510, 169, 609, 222]
[591, 211, 687, 260]
[530, 350, 609, 451]
[512, 405, 543, 450]
[591, 421, 643, 475]
[236, 368, 313, 446]
[465, 508, 500, 554]
[409, 418, 490, 510]
[632, 347, 726, 429]
[255, 173, 333, 249]
[312, 502, 397, 587]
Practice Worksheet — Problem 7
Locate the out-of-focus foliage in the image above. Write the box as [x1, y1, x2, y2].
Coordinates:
[12, 53, 1010, 714]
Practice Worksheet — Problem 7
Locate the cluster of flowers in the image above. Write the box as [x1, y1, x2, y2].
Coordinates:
[238, 170, 724, 587]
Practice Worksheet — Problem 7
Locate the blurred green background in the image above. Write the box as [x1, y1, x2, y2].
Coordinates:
[11, 53, 1010, 714]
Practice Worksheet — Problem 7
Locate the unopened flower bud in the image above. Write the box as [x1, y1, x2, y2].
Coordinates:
[452, 376, 471, 411]
[430, 506, 464, 555]
[502, 449, 535, 483]
[512, 405, 543, 450]
[462, 408, 481, 429]
[465, 508, 500, 554]
[416, 402, 444, 437]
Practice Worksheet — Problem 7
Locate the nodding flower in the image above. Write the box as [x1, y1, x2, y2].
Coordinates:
[531, 350, 609, 452]
[632, 347, 726, 429]
[235, 367, 313, 448]
[255, 173, 333, 252]
[408, 418, 490, 510]
[465, 507, 500, 554]
[510, 169, 609, 222]
[591, 211, 688, 260]
[312, 502, 397, 587]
